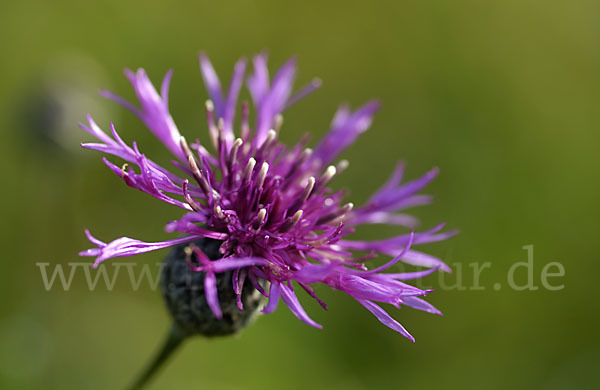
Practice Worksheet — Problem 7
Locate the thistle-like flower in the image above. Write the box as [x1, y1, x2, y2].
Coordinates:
[80, 53, 455, 344]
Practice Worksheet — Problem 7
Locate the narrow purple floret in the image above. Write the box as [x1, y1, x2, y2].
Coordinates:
[79, 53, 456, 341]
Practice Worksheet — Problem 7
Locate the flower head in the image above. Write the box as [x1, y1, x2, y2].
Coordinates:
[80, 53, 455, 341]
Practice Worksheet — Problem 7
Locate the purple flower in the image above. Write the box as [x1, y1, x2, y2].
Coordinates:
[80, 53, 455, 341]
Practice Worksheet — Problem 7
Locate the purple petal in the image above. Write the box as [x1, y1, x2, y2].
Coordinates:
[81, 118, 188, 192]
[99, 90, 142, 117]
[340, 224, 457, 255]
[121, 69, 185, 161]
[247, 53, 269, 106]
[160, 69, 174, 107]
[358, 300, 414, 341]
[397, 250, 452, 273]
[84, 228, 105, 247]
[210, 257, 269, 273]
[385, 265, 441, 280]
[248, 270, 268, 297]
[79, 232, 198, 268]
[204, 272, 223, 319]
[370, 162, 406, 202]
[101, 157, 191, 210]
[165, 212, 208, 233]
[280, 283, 322, 329]
[262, 282, 281, 314]
[292, 263, 337, 284]
[233, 269, 246, 311]
[254, 57, 297, 146]
[337, 274, 408, 303]
[284, 78, 322, 109]
[199, 53, 224, 115]
[358, 167, 438, 214]
[80, 114, 118, 145]
[267, 57, 296, 108]
[400, 296, 442, 315]
[365, 231, 414, 274]
[313, 101, 380, 166]
[222, 58, 247, 143]
[349, 211, 419, 228]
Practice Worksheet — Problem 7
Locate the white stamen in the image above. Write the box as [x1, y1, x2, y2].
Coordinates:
[231, 138, 243, 154]
[217, 117, 225, 135]
[179, 136, 193, 160]
[319, 165, 337, 186]
[290, 209, 303, 225]
[260, 129, 277, 152]
[214, 205, 225, 219]
[317, 202, 354, 225]
[336, 159, 349, 173]
[183, 180, 202, 212]
[331, 204, 353, 224]
[279, 210, 303, 233]
[120, 163, 129, 177]
[303, 176, 315, 199]
[184, 246, 193, 257]
[302, 148, 313, 160]
[256, 208, 267, 225]
[187, 155, 215, 199]
[256, 162, 269, 189]
[266, 129, 277, 143]
[188, 155, 202, 180]
[287, 177, 315, 214]
[185, 197, 202, 212]
[274, 114, 283, 131]
[243, 158, 256, 182]
[205, 100, 218, 150]
[229, 138, 243, 169]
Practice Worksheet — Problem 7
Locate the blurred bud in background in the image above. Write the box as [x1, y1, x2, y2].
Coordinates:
[16, 53, 115, 153]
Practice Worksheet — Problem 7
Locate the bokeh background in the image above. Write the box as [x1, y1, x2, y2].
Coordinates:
[1, 0, 599, 389]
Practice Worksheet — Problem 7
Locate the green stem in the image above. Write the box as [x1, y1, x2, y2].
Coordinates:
[127, 325, 186, 390]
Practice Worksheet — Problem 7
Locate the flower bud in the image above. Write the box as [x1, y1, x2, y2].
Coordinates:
[161, 238, 265, 337]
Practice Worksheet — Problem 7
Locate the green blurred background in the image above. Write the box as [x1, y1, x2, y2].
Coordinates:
[1, 0, 598, 389]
